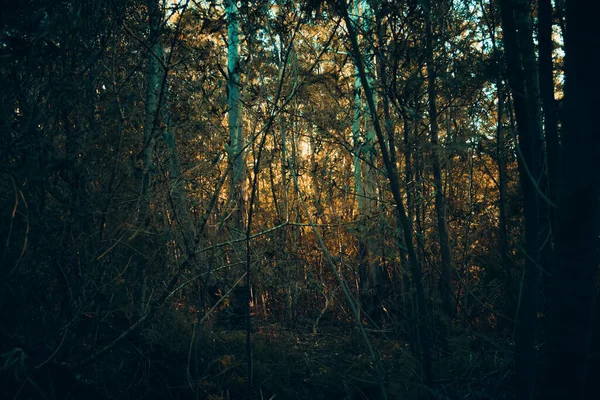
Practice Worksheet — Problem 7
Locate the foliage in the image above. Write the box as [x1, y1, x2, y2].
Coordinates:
[0, 0, 597, 399]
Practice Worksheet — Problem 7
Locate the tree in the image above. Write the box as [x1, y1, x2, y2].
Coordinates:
[423, 0, 455, 350]
[350, 0, 382, 317]
[226, 0, 246, 248]
[498, 0, 548, 397]
[543, 1, 600, 398]
[537, 0, 559, 228]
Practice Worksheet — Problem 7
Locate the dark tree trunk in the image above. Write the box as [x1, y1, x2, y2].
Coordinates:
[424, 0, 454, 352]
[495, 79, 517, 337]
[496, 82, 511, 281]
[538, 0, 559, 232]
[499, 0, 548, 398]
[542, 1, 600, 398]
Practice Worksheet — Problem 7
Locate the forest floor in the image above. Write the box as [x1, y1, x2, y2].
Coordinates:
[1, 311, 511, 400]
[188, 321, 414, 400]
[145, 314, 510, 400]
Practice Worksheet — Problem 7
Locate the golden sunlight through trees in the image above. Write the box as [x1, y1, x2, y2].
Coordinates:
[0, 1, 598, 399]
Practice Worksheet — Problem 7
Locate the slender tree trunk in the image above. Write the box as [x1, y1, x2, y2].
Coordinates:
[138, 0, 162, 227]
[499, 0, 547, 398]
[496, 79, 515, 336]
[496, 82, 511, 284]
[226, 0, 246, 247]
[352, 61, 367, 313]
[134, 0, 163, 315]
[424, 0, 454, 350]
[225, 0, 249, 384]
[543, 2, 600, 398]
[403, 119, 414, 224]
[484, 2, 514, 331]
[343, 6, 433, 392]
[538, 0, 559, 233]
[351, 0, 379, 316]
[395, 117, 415, 325]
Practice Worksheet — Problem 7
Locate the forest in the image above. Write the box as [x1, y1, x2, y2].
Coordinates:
[0, 0, 598, 399]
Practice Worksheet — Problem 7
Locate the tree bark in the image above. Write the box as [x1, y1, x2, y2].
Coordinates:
[138, 0, 163, 227]
[538, 0, 559, 233]
[226, 0, 246, 246]
[424, 0, 454, 351]
[542, 1, 600, 398]
[134, 0, 164, 315]
[499, 0, 547, 398]
[496, 81, 511, 281]
[351, 0, 380, 316]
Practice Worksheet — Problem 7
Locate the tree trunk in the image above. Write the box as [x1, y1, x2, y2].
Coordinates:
[134, 0, 163, 315]
[424, 0, 454, 351]
[496, 81, 511, 279]
[499, 0, 548, 398]
[138, 0, 162, 227]
[542, 2, 600, 398]
[538, 0, 559, 233]
[351, 0, 380, 317]
[496, 79, 516, 336]
[226, 0, 246, 247]
[343, 5, 433, 392]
